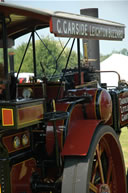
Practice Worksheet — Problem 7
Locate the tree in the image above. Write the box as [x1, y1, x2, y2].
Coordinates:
[100, 53, 111, 62]
[100, 48, 128, 62]
[120, 48, 128, 56]
[14, 42, 34, 73]
[13, 36, 78, 80]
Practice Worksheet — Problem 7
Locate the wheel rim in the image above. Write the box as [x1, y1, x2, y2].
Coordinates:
[89, 132, 125, 193]
[61, 126, 126, 193]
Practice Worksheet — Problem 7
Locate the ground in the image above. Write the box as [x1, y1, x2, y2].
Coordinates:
[120, 127, 128, 170]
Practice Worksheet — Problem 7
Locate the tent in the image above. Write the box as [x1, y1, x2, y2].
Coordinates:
[100, 53, 128, 87]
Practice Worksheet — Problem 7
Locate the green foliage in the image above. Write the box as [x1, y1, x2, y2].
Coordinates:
[14, 42, 33, 72]
[0, 36, 128, 77]
[100, 53, 111, 62]
[0, 49, 3, 63]
[120, 127, 128, 169]
[100, 48, 128, 62]
[14, 36, 78, 80]
[119, 48, 128, 56]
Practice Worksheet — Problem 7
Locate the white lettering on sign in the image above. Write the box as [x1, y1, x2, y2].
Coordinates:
[119, 97, 128, 105]
[90, 26, 108, 37]
[51, 17, 124, 40]
[59, 20, 89, 36]
[63, 21, 67, 34]
[57, 19, 62, 33]
[119, 97, 128, 122]
[72, 22, 75, 34]
[121, 113, 128, 122]
[120, 105, 128, 113]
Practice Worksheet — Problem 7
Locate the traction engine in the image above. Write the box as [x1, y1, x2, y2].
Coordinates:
[0, 2, 127, 193]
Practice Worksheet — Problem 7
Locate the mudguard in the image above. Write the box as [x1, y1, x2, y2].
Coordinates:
[61, 119, 101, 156]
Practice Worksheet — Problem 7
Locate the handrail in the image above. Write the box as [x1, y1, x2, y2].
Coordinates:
[95, 70, 121, 88]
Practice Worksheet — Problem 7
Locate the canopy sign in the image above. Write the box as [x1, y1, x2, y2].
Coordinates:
[50, 16, 125, 40]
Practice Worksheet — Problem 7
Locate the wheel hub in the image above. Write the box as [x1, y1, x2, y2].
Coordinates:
[99, 184, 110, 193]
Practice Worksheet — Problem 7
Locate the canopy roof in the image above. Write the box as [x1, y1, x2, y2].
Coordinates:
[0, 2, 125, 40]
[101, 53, 128, 87]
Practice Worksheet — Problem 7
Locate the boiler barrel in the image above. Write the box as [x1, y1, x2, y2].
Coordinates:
[85, 88, 112, 123]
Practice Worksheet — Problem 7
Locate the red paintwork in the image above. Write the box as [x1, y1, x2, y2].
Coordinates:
[18, 104, 43, 126]
[61, 119, 101, 156]
[46, 103, 69, 155]
[18, 82, 65, 100]
[11, 158, 37, 193]
[2, 131, 30, 153]
[85, 88, 112, 122]
[73, 72, 85, 86]
[46, 82, 65, 100]
[46, 100, 101, 156]
[99, 89, 112, 122]
[45, 87, 112, 156]
[66, 87, 112, 123]
[18, 83, 44, 99]
[2, 108, 14, 126]
[49, 17, 53, 33]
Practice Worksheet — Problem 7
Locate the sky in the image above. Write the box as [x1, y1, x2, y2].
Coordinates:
[4, 0, 128, 55]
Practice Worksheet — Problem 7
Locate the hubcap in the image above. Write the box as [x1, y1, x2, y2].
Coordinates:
[99, 184, 110, 193]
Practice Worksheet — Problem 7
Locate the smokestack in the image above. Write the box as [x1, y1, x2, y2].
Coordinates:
[80, 8, 100, 82]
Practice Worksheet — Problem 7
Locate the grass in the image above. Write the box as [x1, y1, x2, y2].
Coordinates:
[119, 127, 128, 170]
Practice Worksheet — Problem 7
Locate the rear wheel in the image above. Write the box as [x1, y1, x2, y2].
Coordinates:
[61, 125, 127, 193]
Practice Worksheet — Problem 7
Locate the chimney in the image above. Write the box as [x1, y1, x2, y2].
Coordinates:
[80, 8, 100, 82]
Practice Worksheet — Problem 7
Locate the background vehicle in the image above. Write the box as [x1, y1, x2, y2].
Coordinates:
[15, 73, 34, 83]
[0, 2, 127, 193]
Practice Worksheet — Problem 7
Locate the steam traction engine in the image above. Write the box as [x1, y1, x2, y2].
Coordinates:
[0, 2, 127, 193]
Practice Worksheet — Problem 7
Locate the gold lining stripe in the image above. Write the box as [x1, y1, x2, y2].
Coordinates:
[18, 104, 43, 126]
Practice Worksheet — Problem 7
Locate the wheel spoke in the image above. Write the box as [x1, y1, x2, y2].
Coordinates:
[89, 182, 98, 193]
[91, 159, 98, 184]
[96, 144, 105, 184]
[107, 157, 113, 184]
[92, 147, 104, 184]
[62, 126, 127, 193]
[109, 183, 112, 192]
